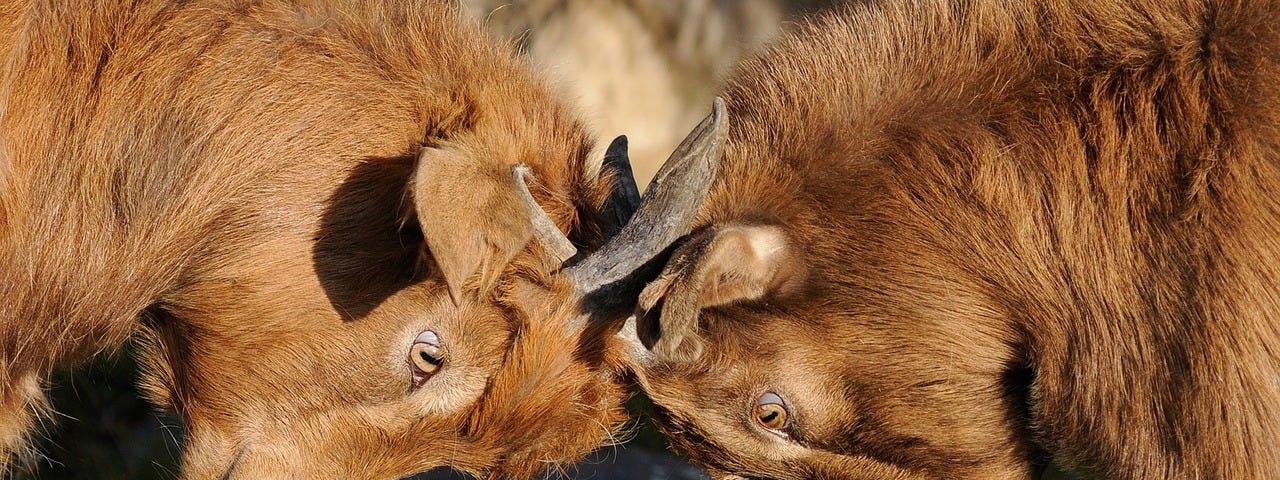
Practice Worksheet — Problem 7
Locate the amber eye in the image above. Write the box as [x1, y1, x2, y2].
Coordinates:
[408, 330, 446, 387]
[754, 391, 790, 433]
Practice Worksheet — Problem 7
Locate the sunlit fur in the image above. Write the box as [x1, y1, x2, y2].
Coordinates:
[0, 1, 630, 477]
[629, 0, 1280, 478]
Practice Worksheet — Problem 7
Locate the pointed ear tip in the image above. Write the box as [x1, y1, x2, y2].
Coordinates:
[448, 287, 463, 307]
[636, 290, 660, 312]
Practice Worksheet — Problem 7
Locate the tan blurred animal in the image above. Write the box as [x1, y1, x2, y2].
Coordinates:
[621, 0, 1280, 478]
[0, 1, 717, 478]
[461, 0, 833, 185]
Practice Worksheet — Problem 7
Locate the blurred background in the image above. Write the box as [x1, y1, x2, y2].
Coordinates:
[17, 2, 1081, 479]
[460, 0, 841, 186]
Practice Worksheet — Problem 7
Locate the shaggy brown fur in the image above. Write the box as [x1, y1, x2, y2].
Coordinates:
[0, 1, 633, 478]
[625, 0, 1280, 478]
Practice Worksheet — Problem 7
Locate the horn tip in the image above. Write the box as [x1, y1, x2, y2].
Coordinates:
[605, 135, 629, 160]
[711, 97, 727, 129]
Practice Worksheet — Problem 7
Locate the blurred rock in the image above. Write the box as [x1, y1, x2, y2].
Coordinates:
[460, 0, 843, 186]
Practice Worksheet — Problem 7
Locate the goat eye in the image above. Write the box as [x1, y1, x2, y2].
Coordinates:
[754, 391, 790, 433]
[408, 330, 446, 387]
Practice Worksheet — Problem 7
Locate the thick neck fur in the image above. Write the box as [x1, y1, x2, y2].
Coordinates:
[700, 0, 1280, 477]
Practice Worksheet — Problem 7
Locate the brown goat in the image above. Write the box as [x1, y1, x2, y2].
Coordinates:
[622, 0, 1280, 478]
[0, 1, 719, 478]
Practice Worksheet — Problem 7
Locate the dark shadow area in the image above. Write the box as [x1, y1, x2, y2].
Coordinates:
[996, 362, 1085, 480]
[19, 342, 183, 480]
[21, 346, 708, 480]
[1001, 361, 1050, 477]
[538, 445, 710, 480]
[571, 241, 683, 371]
[406, 446, 708, 480]
[313, 155, 425, 321]
[19, 349, 1081, 480]
[577, 241, 680, 325]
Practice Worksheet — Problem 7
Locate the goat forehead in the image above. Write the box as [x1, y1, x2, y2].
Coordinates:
[681, 340, 847, 410]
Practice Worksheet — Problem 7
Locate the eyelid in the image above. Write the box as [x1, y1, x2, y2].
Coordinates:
[758, 392, 785, 406]
[415, 330, 439, 345]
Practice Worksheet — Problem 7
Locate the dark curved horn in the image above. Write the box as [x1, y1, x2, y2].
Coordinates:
[598, 135, 641, 240]
[513, 164, 578, 264]
[568, 97, 726, 293]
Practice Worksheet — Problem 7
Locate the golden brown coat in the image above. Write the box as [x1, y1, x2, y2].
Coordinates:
[628, 0, 1280, 478]
[0, 1, 630, 478]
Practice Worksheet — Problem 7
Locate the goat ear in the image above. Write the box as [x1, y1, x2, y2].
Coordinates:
[413, 146, 533, 305]
[636, 224, 803, 363]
